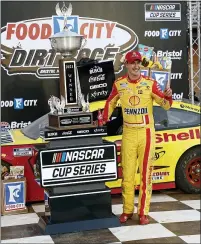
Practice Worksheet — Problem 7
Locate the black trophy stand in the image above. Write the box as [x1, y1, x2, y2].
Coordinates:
[37, 128, 120, 235]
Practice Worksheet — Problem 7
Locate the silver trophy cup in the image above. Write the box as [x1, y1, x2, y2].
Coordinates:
[49, 2, 86, 58]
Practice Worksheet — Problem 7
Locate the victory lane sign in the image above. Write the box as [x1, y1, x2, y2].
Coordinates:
[39, 144, 117, 187]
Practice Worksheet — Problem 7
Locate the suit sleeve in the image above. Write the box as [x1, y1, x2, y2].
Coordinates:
[103, 82, 120, 122]
[152, 80, 172, 110]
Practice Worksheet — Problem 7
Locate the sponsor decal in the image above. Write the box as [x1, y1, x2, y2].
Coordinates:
[120, 83, 128, 88]
[94, 128, 105, 133]
[4, 181, 25, 211]
[154, 150, 165, 160]
[156, 129, 200, 143]
[89, 65, 103, 74]
[145, 3, 181, 21]
[144, 29, 181, 39]
[171, 73, 182, 79]
[157, 50, 182, 60]
[1, 99, 37, 109]
[1, 5, 138, 78]
[140, 82, 148, 86]
[91, 90, 108, 99]
[129, 96, 140, 106]
[89, 74, 105, 83]
[90, 83, 107, 90]
[124, 107, 148, 115]
[52, 148, 105, 163]
[78, 60, 114, 102]
[44, 126, 107, 140]
[61, 131, 72, 136]
[77, 130, 89, 134]
[172, 92, 183, 100]
[47, 132, 59, 137]
[1, 121, 31, 129]
[152, 171, 170, 181]
[39, 144, 117, 187]
[180, 104, 201, 113]
[13, 148, 32, 157]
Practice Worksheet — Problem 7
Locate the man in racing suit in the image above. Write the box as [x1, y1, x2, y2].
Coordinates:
[102, 51, 172, 225]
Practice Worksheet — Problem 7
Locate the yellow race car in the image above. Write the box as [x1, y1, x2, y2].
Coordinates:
[1, 99, 200, 202]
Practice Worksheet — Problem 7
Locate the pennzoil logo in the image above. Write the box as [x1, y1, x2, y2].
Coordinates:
[1, 2, 138, 79]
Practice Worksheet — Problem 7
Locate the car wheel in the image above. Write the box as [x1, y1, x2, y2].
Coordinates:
[175, 147, 200, 194]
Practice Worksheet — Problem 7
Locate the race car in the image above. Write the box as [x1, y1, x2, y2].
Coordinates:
[1, 99, 200, 203]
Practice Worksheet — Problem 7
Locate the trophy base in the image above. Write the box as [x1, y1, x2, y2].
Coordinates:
[48, 112, 94, 130]
[47, 124, 96, 131]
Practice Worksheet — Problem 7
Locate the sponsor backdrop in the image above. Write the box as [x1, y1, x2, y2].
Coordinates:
[1, 1, 188, 128]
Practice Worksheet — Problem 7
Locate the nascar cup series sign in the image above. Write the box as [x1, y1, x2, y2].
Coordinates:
[1, 3, 138, 79]
[39, 144, 117, 187]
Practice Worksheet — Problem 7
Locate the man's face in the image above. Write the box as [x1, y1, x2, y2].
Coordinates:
[126, 60, 141, 77]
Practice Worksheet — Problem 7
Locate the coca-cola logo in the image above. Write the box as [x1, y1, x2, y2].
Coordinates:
[89, 74, 106, 83]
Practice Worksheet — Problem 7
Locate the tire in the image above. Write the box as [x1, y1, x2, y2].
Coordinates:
[175, 147, 201, 194]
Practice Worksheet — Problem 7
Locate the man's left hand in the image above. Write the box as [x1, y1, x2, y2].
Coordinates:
[164, 87, 172, 97]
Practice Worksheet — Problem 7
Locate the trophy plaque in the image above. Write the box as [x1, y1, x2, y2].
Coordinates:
[47, 2, 96, 131]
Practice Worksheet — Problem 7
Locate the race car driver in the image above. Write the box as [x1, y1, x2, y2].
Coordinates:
[102, 51, 172, 225]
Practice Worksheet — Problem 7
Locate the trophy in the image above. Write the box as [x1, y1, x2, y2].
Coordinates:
[47, 2, 93, 130]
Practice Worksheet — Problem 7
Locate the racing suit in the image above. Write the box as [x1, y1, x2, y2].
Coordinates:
[103, 75, 172, 216]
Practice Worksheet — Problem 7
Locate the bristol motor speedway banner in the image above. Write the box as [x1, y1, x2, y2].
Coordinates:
[1, 1, 188, 128]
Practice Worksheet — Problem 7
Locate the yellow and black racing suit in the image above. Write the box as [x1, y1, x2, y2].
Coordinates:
[103, 75, 172, 216]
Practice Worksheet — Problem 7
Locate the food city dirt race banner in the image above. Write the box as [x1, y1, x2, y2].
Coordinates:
[1, 1, 188, 129]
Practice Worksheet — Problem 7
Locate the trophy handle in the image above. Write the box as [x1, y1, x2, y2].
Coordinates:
[80, 37, 87, 50]
[50, 38, 57, 49]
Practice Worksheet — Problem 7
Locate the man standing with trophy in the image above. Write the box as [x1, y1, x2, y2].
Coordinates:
[102, 51, 172, 225]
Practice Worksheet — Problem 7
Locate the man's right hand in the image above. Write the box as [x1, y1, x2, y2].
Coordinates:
[102, 120, 107, 125]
